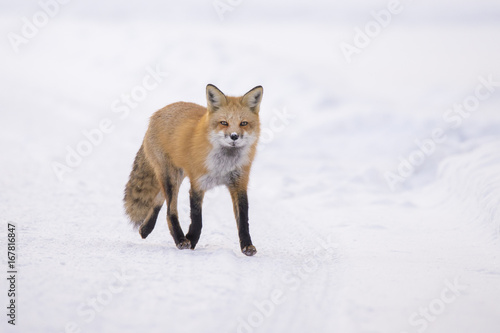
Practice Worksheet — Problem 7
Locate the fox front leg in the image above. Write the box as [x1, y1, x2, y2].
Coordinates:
[185, 188, 204, 249]
[228, 186, 256, 256]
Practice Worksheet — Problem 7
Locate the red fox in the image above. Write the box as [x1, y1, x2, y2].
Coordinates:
[124, 84, 263, 256]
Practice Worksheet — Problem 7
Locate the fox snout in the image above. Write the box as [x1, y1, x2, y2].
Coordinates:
[230, 132, 239, 141]
[225, 131, 242, 147]
[218, 130, 251, 147]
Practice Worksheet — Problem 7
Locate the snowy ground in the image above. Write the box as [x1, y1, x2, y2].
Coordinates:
[1, 1, 500, 332]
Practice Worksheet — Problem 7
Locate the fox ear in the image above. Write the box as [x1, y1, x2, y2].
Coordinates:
[206, 84, 227, 112]
[242, 85, 263, 113]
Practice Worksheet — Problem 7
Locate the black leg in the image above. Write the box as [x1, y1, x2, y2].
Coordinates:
[139, 205, 162, 239]
[186, 188, 204, 249]
[167, 213, 189, 249]
[236, 192, 254, 253]
[229, 188, 256, 256]
[163, 175, 190, 249]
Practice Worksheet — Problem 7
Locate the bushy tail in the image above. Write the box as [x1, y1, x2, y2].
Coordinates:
[123, 145, 162, 227]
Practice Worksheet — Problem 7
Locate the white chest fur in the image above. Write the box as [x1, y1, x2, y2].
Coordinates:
[198, 144, 251, 191]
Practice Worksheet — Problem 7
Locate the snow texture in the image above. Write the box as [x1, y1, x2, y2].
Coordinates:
[1, 1, 500, 332]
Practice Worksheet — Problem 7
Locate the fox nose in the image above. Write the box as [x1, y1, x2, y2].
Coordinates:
[230, 133, 239, 141]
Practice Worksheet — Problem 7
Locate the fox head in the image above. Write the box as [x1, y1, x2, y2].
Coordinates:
[206, 84, 263, 149]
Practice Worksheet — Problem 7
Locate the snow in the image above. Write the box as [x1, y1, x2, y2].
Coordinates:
[1, 1, 500, 332]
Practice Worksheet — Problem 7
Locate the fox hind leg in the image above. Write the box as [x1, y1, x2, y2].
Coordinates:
[160, 170, 190, 250]
[138, 192, 165, 239]
[139, 206, 161, 239]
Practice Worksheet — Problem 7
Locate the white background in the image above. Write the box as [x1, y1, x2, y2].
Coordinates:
[1, 1, 500, 332]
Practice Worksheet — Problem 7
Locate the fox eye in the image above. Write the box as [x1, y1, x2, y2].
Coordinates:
[240, 121, 248, 126]
[220, 121, 228, 126]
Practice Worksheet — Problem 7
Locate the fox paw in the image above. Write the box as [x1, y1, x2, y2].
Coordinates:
[139, 224, 153, 239]
[176, 239, 191, 250]
[242, 245, 257, 256]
